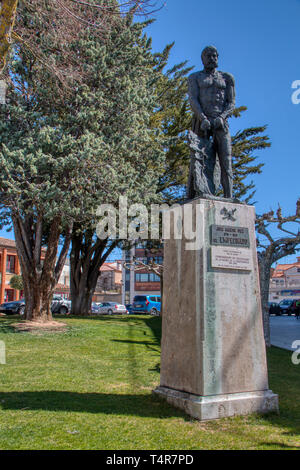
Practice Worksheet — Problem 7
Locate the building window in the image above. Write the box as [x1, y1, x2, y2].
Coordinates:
[136, 242, 145, 249]
[4, 289, 14, 302]
[6, 255, 16, 274]
[136, 273, 149, 282]
[136, 272, 160, 283]
[149, 273, 160, 282]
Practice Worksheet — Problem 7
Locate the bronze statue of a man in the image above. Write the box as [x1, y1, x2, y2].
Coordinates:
[188, 46, 235, 199]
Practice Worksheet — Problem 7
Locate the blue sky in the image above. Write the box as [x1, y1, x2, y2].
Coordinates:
[2, 0, 300, 263]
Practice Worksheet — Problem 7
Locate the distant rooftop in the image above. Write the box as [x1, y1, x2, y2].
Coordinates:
[272, 257, 300, 277]
[0, 237, 16, 249]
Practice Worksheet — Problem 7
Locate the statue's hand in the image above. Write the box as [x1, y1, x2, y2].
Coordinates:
[213, 117, 224, 130]
[200, 119, 211, 131]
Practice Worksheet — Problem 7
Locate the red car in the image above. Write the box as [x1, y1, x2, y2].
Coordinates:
[286, 299, 300, 316]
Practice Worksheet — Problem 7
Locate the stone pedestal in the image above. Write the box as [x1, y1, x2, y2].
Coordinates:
[153, 198, 278, 420]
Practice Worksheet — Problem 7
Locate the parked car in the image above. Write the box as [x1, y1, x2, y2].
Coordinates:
[285, 299, 300, 316]
[97, 302, 128, 315]
[51, 295, 71, 314]
[132, 295, 161, 315]
[0, 295, 70, 316]
[91, 302, 101, 314]
[0, 300, 25, 315]
[126, 304, 133, 314]
[278, 299, 294, 315]
[268, 302, 281, 316]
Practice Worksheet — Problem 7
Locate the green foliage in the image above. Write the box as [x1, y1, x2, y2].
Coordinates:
[150, 44, 193, 202]
[231, 110, 271, 202]
[0, 14, 165, 226]
[0, 5, 168, 268]
[9, 274, 23, 291]
[0, 4, 166, 319]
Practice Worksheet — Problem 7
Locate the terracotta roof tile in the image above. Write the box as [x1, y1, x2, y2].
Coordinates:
[100, 265, 115, 272]
[100, 263, 122, 272]
[271, 260, 300, 279]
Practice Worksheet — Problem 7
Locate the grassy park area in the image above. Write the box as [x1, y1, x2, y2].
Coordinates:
[0, 315, 299, 450]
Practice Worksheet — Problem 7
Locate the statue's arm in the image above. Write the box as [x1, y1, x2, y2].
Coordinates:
[220, 73, 236, 120]
[188, 74, 206, 121]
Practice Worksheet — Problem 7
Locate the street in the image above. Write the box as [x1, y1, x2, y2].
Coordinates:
[270, 315, 300, 351]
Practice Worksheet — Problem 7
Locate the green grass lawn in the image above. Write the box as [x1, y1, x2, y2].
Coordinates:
[0, 314, 299, 450]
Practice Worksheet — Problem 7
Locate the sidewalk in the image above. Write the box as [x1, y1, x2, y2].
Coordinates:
[270, 315, 300, 351]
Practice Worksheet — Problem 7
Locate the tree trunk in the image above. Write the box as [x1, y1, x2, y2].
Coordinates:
[0, 0, 18, 73]
[22, 273, 54, 322]
[70, 230, 118, 315]
[12, 214, 72, 322]
[258, 254, 272, 347]
[70, 231, 95, 316]
[70, 276, 95, 316]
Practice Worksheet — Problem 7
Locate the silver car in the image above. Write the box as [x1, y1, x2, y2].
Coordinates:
[51, 295, 71, 314]
[91, 302, 101, 313]
[97, 302, 128, 315]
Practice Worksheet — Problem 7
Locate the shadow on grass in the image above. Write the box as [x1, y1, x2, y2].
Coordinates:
[262, 442, 300, 449]
[63, 315, 149, 321]
[144, 316, 162, 345]
[0, 390, 186, 419]
[0, 317, 22, 334]
[111, 317, 162, 381]
[63, 314, 161, 329]
[112, 339, 160, 352]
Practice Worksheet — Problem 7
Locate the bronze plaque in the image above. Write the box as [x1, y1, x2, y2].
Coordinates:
[211, 225, 250, 248]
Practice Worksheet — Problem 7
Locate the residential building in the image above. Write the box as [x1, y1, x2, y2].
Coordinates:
[96, 261, 122, 292]
[0, 237, 71, 303]
[122, 244, 162, 305]
[93, 261, 123, 303]
[0, 237, 22, 303]
[53, 259, 123, 301]
[269, 257, 300, 301]
[55, 257, 71, 299]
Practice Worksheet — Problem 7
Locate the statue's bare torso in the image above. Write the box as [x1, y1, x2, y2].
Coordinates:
[188, 70, 235, 123]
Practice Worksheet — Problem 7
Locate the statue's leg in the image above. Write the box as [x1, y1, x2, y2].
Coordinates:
[187, 157, 195, 199]
[205, 143, 217, 195]
[214, 129, 233, 198]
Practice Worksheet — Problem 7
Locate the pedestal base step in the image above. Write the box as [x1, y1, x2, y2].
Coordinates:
[153, 386, 279, 421]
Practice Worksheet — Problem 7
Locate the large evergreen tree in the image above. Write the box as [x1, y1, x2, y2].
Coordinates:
[68, 18, 167, 315]
[149, 44, 193, 202]
[231, 108, 270, 202]
[0, 0, 162, 75]
[0, 5, 164, 321]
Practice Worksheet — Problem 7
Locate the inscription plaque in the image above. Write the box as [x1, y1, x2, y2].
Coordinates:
[211, 225, 250, 248]
[211, 246, 252, 271]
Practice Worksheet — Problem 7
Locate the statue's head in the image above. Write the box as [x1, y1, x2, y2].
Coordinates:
[201, 46, 219, 70]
